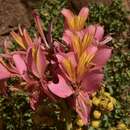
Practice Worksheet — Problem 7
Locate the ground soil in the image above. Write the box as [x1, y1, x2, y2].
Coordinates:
[0, 0, 42, 47]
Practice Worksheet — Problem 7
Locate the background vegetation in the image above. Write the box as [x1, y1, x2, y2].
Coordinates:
[0, 0, 130, 129]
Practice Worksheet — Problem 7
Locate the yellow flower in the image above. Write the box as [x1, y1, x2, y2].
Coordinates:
[91, 120, 101, 128]
[117, 122, 127, 130]
[107, 102, 114, 111]
[92, 97, 100, 106]
[93, 110, 101, 119]
[76, 117, 84, 127]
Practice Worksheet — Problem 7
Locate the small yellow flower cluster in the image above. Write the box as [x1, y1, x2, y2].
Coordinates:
[92, 88, 116, 112]
[109, 122, 130, 130]
[90, 88, 116, 129]
[91, 119, 101, 128]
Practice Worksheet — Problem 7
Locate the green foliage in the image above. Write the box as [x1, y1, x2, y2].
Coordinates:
[38, 0, 67, 40]
[89, 0, 129, 33]
[0, 0, 130, 129]
[0, 93, 32, 130]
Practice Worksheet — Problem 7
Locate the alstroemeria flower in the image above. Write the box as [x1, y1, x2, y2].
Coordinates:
[61, 7, 89, 31]
[48, 46, 105, 124]
[48, 18, 112, 124]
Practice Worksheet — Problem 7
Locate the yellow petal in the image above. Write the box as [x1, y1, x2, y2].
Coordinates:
[78, 16, 85, 30]
[62, 58, 76, 81]
[72, 34, 81, 59]
[68, 18, 75, 30]
[82, 33, 93, 52]
[77, 50, 94, 78]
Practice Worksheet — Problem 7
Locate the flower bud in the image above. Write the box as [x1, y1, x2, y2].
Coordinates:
[99, 100, 108, 110]
[110, 97, 116, 105]
[91, 120, 100, 128]
[92, 97, 100, 106]
[76, 117, 84, 127]
[93, 110, 101, 119]
[117, 122, 127, 129]
[107, 102, 114, 111]
[104, 92, 111, 97]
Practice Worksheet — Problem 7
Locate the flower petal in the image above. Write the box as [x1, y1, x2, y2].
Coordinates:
[81, 69, 103, 94]
[13, 54, 27, 75]
[36, 46, 47, 77]
[75, 91, 91, 125]
[0, 64, 11, 80]
[61, 8, 74, 21]
[77, 45, 98, 79]
[95, 25, 104, 41]
[62, 30, 73, 45]
[23, 29, 33, 47]
[56, 52, 77, 81]
[93, 46, 112, 67]
[11, 31, 26, 49]
[48, 75, 74, 98]
[79, 7, 89, 20]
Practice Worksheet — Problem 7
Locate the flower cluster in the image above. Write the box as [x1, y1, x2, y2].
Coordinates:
[89, 88, 116, 129]
[92, 88, 116, 112]
[0, 7, 112, 125]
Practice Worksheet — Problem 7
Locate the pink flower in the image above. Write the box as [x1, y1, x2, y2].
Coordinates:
[48, 47, 105, 124]
[48, 21, 112, 124]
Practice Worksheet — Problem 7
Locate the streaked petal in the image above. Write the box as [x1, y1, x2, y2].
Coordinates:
[56, 52, 77, 81]
[77, 45, 97, 79]
[82, 25, 96, 51]
[75, 91, 91, 125]
[11, 31, 26, 49]
[48, 74, 74, 98]
[23, 29, 33, 47]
